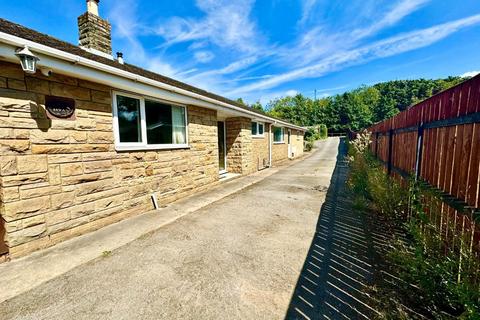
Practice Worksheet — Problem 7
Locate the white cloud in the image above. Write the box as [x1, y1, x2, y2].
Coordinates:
[299, 0, 318, 26]
[107, 0, 479, 102]
[155, 0, 265, 54]
[227, 14, 480, 96]
[352, 0, 430, 39]
[176, 68, 200, 77]
[194, 51, 215, 63]
[461, 71, 480, 78]
[226, 75, 273, 83]
[183, 56, 260, 90]
[108, 0, 180, 78]
[242, 89, 301, 105]
[188, 41, 208, 50]
[283, 0, 430, 67]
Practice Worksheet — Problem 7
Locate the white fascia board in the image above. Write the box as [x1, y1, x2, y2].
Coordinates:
[0, 42, 247, 118]
[0, 32, 306, 131]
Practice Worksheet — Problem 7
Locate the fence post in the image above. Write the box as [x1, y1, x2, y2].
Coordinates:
[414, 124, 424, 180]
[375, 132, 379, 157]
[387, 129, 394, 175]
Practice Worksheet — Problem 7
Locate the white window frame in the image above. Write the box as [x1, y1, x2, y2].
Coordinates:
[251, 121, 265, 138]
[273, 126, 285, 144]
[112, 91, 189, 151]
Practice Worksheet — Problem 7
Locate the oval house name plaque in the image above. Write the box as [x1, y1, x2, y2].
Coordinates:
[45, 95, 76, 120]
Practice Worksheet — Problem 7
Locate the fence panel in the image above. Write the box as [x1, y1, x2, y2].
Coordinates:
[365, 76, 480, 278]
[367, 74, 480, 216]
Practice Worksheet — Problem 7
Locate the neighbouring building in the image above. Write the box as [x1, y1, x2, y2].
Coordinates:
[0, 0, 305, 259]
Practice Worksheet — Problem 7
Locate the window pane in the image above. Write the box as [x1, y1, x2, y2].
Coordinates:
[258, 123, 264, 135]
[145, 100, 172, 144]
[172, 106, 186, 144]
[274, 127, 283, 142]
[117, 95, 141, 143]
[251, 122, 257, 135]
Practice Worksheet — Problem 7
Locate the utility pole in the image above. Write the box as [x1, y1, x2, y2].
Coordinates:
[314, 89, 317, 101]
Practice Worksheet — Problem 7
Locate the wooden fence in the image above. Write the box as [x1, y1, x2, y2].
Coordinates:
[367, 74, 480, 258]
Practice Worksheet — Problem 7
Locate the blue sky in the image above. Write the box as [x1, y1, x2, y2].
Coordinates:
[1, 0, 480, 104]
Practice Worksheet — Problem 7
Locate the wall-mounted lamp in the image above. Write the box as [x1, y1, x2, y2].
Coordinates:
[15, 45, 39, 74]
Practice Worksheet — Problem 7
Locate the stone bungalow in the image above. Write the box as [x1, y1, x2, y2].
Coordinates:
[0, 0, 305, 259]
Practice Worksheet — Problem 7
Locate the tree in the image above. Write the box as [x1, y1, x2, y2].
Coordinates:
[255, 76, 465, 131]
[235, 98, 247, 106]
[250, 101, 264, 112]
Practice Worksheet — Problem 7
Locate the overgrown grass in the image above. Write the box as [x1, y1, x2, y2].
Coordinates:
[346, 134, 480, 319]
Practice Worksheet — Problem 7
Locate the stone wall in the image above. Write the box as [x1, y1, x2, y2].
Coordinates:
[251, 123, 270, 170]
[225, 117, 254, 174]
[0, 60, 305, 259]
[271, 128, 288, 165]
[0, 61, 219, 258]
[270, 129, 304, 165]
[291, 130, 304, 158]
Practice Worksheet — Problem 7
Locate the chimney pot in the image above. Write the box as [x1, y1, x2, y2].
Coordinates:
[117, 52, 124, 65]
[87, 0, 100, 16]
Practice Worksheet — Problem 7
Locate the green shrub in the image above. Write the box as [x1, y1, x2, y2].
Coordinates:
[304, 124, 328, 142]
[304, 140, 313, 151]
[304, 127, 316, 141]
[319, 124, 328, 139]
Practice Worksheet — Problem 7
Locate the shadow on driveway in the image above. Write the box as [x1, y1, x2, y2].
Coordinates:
[285, 138, 392, 320]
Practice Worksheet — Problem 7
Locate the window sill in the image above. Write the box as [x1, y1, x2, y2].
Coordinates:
[273, 141, 285, 144]
[115, 144, 191, 152]
[252, 135, 265, 139]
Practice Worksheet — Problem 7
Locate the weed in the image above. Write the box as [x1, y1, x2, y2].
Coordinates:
[347, 133, 480, 319]
[102, 250, 112, 257]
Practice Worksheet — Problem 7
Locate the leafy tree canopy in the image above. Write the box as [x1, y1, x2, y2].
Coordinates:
[237, 77, 466, 132]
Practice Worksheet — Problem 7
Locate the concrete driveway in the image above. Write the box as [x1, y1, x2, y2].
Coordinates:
[0, 138, 340, 320]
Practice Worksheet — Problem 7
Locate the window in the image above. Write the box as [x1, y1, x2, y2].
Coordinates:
[258, 123, 264, 135]
[251, 121, 264, 137]
[117, 95, 141, 143]
[273, 127, 284, 143]
[113, 93, 188, 150]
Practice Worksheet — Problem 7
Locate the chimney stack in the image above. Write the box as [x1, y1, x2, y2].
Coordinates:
[78, 0, 112, 57]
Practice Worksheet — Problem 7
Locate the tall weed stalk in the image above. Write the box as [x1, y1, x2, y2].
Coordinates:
[347, 132, 480, 319]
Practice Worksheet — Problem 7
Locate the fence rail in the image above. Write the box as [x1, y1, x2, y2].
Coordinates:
[367, 74, 480, 255]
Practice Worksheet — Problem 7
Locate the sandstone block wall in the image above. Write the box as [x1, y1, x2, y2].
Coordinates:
[0, 61, 219, 257]
[0, 60, 304, 259]
[225, 117, 254, 174]
[270, 129, 304, 165]
[291, 129, 304, 158]
[271, 128, 288, 164]
[251, 123, 270, 170]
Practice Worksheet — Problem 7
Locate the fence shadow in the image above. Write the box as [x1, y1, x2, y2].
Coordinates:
[285, 138, 392, 320]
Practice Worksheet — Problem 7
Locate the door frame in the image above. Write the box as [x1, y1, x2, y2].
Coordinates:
[0, 218, 8, 256]
[218, 121, 227, 174]
[287, 129, 292, 158]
